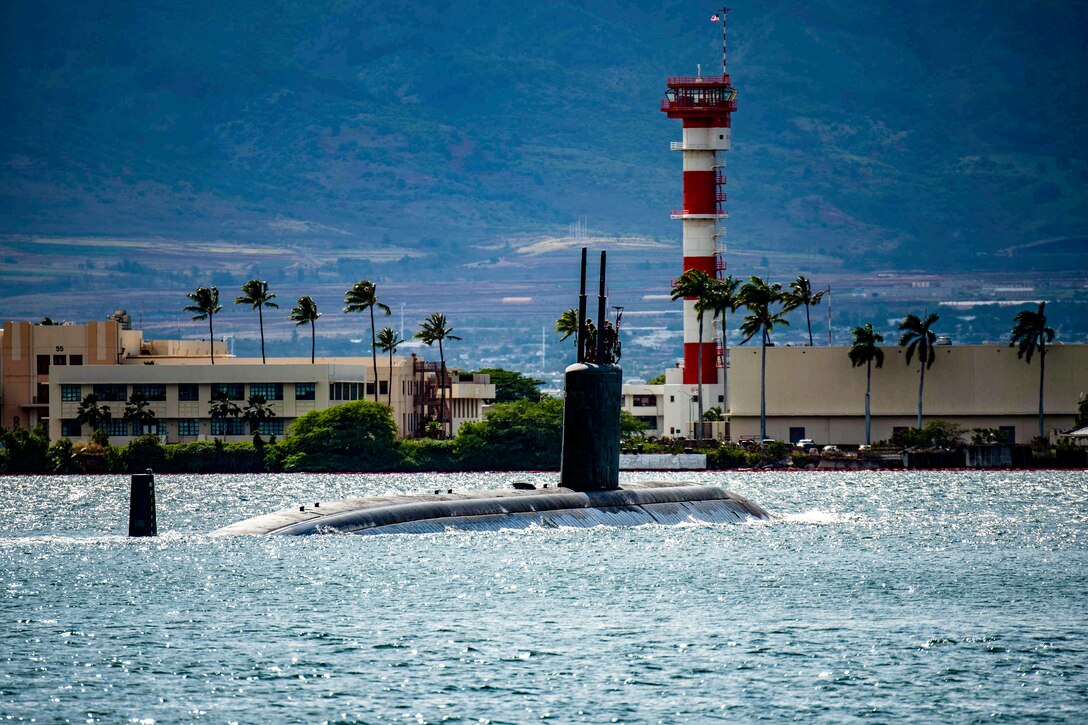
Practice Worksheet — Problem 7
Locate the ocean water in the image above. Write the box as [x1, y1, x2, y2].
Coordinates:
[1, 470, 1086, 723]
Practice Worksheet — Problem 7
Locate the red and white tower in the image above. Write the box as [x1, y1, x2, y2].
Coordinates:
[662, 8, 737, 386]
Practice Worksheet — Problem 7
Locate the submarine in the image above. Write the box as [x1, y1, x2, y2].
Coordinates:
[213, 249, 770, 537]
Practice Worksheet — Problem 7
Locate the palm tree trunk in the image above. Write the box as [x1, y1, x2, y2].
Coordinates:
[695, 312, 704, 441]
[369, 307, 379, 402]
[759, 328, 767, 440]
[309, 320, 315, 364]
[1038, 349, 1046, 440]
[387, 350, 394, 406]
[721, 315, 728, 423]
[916, 364, 925, 429]
[806, 305, 813, 346]
[438, 338, 447, 438]
[865, 361, 872, 445]
[258, 305, 266, 364]
[208, 315, 215, 365]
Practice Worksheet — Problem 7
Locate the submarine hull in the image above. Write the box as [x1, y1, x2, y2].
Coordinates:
[213, 481, 770, 536]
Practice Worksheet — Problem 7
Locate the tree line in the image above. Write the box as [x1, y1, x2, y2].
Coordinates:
[181, 278, 462, 437]
[559, 269, 1060, 444]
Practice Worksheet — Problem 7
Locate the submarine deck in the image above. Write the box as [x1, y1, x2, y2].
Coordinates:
[213, 481, 770, 536]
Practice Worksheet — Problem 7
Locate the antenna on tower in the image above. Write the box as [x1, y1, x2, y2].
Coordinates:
[711, 6, 731, 76]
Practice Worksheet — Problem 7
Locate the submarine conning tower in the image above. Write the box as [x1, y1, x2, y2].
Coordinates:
[560, 248, 622, 491]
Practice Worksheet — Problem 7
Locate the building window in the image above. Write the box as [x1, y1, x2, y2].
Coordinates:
[61, 419, 81, 437]
[178, 418, 200, 436]
[69, 354, 83, 366]
[379, 380, 388, 396]
[211, 418, 247, 436]
[258, 420, 285, 436]
[249, 383, 283, 401]
[53, 354, 67, 366]
[37, 355, 49, 375]
[177, 384, 199, 401]
[36, 383, 49, 404]
[295, 383, 316, 400]
[133, 384, 166, 401]
[94, 383, 128, 402]
[104, 419, 129, 437]
[61, 384, 82, 402]
[212, 383, 244, 400]
[633, 394, 656, 407]
[132, 419, 164, 436]
[330, 382, 364, 401]
[669, 395, 675, 403]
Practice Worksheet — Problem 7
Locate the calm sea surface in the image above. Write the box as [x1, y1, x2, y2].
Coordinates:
[1, 470, 1086, 723]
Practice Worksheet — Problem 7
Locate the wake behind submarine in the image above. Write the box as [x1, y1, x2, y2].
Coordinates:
[213, 249, 770, 537]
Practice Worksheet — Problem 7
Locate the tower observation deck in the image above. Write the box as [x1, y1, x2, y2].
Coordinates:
[662, 9, 737, 387]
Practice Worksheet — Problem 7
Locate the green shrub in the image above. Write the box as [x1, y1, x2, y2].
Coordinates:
[398, 438, 458, 472]
[123, 435, 167, 473]
[706, 444, 755, 469]
[0, 425, 50, 474]
[281, 401, 399, 472]
[164, 441, 266, 473]
[454, 397, 563, 470]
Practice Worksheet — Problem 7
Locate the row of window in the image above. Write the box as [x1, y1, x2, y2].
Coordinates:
[59, 418, 286, 437]
[60, 383, 318, 403]
[330, 381, 387, 400]
[36, 354, 84, 375]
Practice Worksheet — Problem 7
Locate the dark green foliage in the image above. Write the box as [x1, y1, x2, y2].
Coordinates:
[470, 368, 544, 403]
[0, 425, 50, 474]
[645, 373, 666, 385]
[706, 445, 757, 470]
[397, 438, 458, 472]
[48, 439, 79, 474]
[455, 397, 564, 471]
[281, 401, 399, 472]
[891, 420, 966, 449]
[163, 441, 267, 473]
[122, 435, 167, 473]
[1077, 394, 1088, 428]
[620, 410, 651, 439]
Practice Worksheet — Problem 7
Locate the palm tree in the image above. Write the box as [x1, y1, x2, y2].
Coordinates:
[898, 312, 940, 429]
[123, 393, 157, 436]
[76, 393, 111, 434]
[781, 275, 827, 346]
[344, 280, 391, 402]
[848, 323, 885, 445]
[1009, 301, 1056, 440]
[737, 276, 791, 440]
[703, 275, 741, 419]
[555, 308, 579, 348]
[184, 286, 222, 364]
[209, 391, 241, 436]
[242, 394, 276, 436]
[235, 279, 278, 364]
[670, 269, 716, 439]
[376, 326, 404, 406]
[290, 296, 321, 364]
[414, 312, 462, 438]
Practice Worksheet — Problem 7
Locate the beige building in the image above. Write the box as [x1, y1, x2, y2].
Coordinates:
[727, 344, 1087, 445]
[624, 344, 1088, 445]
[1, 319, 494, 443]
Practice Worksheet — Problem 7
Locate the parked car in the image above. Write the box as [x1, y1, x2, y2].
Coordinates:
[795, 438, 817, 451]
[822, 444, 840, 454]
[858, 444, 872, 452]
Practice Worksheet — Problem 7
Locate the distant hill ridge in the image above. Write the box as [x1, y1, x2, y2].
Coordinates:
[1, 0, 1085, 272]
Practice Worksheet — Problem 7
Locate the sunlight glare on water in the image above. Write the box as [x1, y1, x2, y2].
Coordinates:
[1, 470, 1086, 722]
